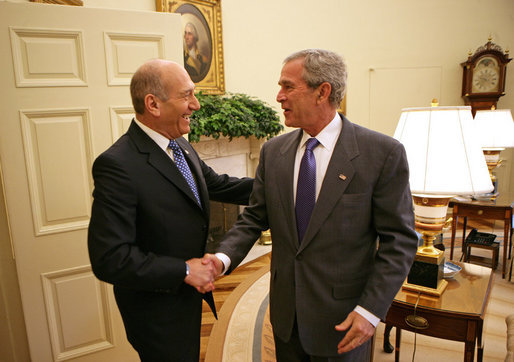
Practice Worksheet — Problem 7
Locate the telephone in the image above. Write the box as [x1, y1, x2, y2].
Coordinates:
[465, 228, 496, 246]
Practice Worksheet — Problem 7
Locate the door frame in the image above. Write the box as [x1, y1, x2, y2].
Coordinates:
[0, 161, 30, 361]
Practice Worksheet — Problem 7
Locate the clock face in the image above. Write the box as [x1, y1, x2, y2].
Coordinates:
[471, 56, 500, 93]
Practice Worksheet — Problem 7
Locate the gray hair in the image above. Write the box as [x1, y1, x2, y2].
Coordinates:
[284, 49, 347, 107]
[130, 61, 169, 115]
[184, 23, 199, 42]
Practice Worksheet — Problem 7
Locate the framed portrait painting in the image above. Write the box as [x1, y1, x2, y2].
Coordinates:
[157, 0, 225, 94]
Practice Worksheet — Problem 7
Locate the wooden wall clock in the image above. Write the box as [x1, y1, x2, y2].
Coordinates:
[461, 37, 511, 116]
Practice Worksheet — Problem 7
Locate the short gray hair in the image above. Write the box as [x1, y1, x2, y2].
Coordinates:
[130, 61, 169, 115]
[284, 49, 347, 107]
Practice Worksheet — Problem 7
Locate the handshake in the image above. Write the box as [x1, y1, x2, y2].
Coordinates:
[184, 254, 224, 293]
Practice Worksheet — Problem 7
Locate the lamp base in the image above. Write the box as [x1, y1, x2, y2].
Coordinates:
[407, 257, 444, 289]
[402, 279, 448, 297]
[259, 230, 272, 245]
[409, 195, 452, 297]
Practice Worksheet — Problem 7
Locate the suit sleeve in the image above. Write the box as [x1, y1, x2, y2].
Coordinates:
[215, 144, 270, 273]
[88, 153, 187, 292]
[358, 142, 418, 319]
[200, 159, 254, 205]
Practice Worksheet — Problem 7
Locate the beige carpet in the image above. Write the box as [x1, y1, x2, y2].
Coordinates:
[206, 230, 513, 361]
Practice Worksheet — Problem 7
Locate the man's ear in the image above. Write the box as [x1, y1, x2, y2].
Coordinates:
[316, 82, 332, 104]
[145, 94, 160, 117]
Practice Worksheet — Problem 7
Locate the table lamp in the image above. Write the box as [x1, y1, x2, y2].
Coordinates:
[394, 105, 493, 296]
[472, 109, 514, 197]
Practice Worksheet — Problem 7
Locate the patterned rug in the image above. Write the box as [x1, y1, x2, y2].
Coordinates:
[205, 266, 275, 361]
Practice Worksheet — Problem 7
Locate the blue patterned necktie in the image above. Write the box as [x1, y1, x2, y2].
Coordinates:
[295, 138, 320, 243]
[168, 140, 202, 206]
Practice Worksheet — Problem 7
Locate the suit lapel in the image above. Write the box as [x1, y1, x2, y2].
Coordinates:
[277, 130, 303, 247]
[299, 116, 359, 251]
[128, 121, 204, 213]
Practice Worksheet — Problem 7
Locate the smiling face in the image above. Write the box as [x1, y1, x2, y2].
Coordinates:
[276, 58, 320, 134]
[152, 62, 200, 139]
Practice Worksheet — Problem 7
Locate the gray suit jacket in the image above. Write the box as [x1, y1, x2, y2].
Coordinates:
[217, 115, 418, 357]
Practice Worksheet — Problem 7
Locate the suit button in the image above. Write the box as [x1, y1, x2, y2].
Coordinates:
[296, 255, 303, 261]
[202, 225, 207, 231]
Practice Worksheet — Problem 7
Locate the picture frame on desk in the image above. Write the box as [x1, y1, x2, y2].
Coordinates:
[156, 0, 225, 94]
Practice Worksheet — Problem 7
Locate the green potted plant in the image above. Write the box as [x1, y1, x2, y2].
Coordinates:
[188, 92, 283, 143]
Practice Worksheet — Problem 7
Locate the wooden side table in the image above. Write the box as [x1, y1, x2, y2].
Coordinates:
[384, 262, 494, 362]
[450, 196, 513, 278]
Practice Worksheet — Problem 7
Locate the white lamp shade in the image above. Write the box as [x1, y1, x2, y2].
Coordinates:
[473, 109, 514, 149]
[394, 106, 493, 196]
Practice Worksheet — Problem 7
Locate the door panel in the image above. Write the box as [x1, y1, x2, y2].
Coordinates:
[0, 2, 182, 360]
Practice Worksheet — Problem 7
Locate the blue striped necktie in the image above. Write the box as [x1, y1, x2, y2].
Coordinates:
[295, 138, 320, 243]
[168, 140, 201, 206]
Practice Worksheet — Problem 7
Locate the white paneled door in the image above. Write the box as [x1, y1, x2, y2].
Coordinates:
[0, 2, 182, 361]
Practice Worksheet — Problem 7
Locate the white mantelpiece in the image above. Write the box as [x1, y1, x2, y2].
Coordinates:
[191, 136, 263, 178]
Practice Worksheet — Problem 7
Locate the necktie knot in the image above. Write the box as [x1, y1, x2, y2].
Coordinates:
[168, 139, 180, 151]
[305, 138, 320, 152]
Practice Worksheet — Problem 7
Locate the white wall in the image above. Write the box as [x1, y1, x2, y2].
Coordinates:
[11, 1, 513, 115]
[222, 0, 514, 198]
[6, 0, 514, 194]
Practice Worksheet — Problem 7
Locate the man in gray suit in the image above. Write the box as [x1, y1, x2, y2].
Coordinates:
[208, 49, 418, 361]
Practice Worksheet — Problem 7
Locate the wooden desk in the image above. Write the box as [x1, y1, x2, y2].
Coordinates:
[385, 262, 494, 362]
[450, 196, 513, 278]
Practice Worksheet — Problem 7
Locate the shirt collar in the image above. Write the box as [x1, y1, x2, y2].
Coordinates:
[299, 113, 342, 151]
[133, 118, 172, 152]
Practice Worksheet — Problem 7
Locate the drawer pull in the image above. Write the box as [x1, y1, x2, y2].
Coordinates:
[405, 315, 429, 329]
[477, 210, 483, 215]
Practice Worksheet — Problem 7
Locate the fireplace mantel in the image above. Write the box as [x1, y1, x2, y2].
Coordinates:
[191, 135, 263, 178]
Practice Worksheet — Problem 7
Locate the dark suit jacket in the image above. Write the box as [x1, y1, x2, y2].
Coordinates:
[88, 120, 252, 360]
[217, 115, 418, 358]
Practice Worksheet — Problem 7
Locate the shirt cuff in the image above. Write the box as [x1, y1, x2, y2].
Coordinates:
[214, 252, 231, 275]
[354, 305, 380, 327]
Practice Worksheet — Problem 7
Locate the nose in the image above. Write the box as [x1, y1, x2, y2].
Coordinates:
[276, 89, 286, 103]
[191, 94, 201, 110]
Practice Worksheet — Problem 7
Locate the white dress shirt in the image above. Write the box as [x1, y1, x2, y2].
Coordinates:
[134, 118, 176, 160]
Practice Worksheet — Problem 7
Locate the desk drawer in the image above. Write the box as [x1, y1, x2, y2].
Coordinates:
[453, 204, 509, 219]
[386, 303, 478, 342]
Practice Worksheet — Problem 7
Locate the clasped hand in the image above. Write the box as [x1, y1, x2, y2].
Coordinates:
[184, 254, 223, 293]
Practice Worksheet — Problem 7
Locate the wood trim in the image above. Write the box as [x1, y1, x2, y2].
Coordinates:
[30, 0, 83, 6]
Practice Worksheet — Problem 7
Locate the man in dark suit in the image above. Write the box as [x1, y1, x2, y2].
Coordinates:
[87, 59, 253, 361]
[210, 49, 418, 361]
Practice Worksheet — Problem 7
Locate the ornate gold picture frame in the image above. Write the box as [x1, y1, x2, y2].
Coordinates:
[29, 0, 83, 5]
[157, 0, 225, 94]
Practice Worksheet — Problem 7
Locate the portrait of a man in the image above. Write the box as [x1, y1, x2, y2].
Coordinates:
[183, 22, 209, 82]
[177, 4, 212, 83]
